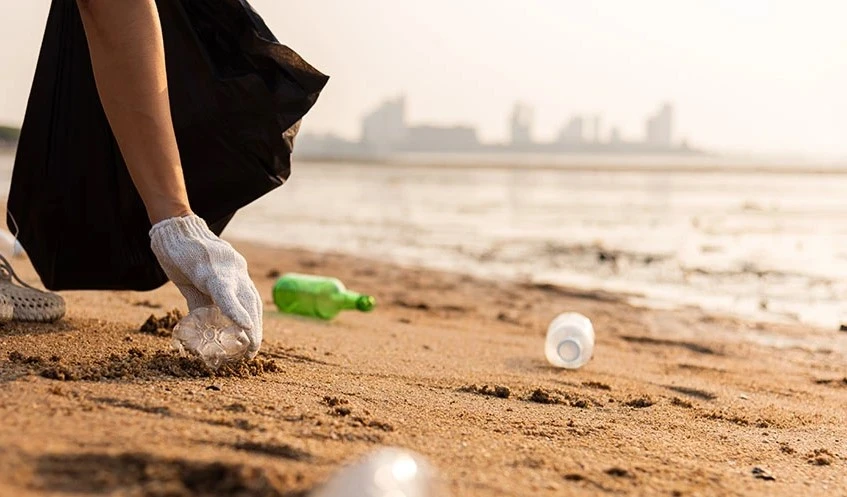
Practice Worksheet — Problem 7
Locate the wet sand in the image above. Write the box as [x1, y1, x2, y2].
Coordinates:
[0, 238, 845, 496]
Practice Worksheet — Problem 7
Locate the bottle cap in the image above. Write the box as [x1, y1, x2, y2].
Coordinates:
[357, 295, 376, 312]
[557, 338, 582, 363]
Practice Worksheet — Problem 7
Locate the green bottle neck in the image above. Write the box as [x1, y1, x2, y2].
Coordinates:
[336, 291, 376, 312]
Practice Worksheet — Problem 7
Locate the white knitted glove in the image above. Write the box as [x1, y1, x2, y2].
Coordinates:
[149, 214, 263, 359]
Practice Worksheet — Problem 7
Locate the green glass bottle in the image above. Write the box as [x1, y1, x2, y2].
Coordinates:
[272, 273, 376, 320]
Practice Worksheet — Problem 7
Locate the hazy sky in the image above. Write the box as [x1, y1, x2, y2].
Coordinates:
[1, 1, 845, 158]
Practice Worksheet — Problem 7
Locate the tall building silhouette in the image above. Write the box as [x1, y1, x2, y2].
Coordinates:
[510, 102, 533, 146]
[558, 116, 585, 143]
[609, 126, 622, 145]
[361, 95, 407, 153]
[645, 102, 673, 148]
[593, 115, 602, 143]
[296, 95, 698, 158]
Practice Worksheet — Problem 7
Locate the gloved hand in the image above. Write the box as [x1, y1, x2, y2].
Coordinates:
[149, 214, 263, 359]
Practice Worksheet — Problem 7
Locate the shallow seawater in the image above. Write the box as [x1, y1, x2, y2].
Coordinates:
[4, 152, 847, 337]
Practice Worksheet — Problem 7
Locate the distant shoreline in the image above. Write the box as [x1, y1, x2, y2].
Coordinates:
[3, 147, 846, 176]
[293, 153, 847, 176]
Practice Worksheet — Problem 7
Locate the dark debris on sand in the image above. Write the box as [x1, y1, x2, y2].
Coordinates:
[9, 348, 281, 381]
[459, 384, 511, 399]
[806, 449, 838, 466]
[582, 381, 612, 391]
[233, 442, 313, 462]
[751, 467, 775, 481]
[322, 396, 349, 408]
[814, 377, 847, 387]
[35, 451, 309, 497]
[139, 309, 184, 337]
[527, 388, 564, 405]
[522, 388, 594, 408]
[8, 351, 50, 366]
[605, 467, 634, 478]
[625, 396, 655, 408]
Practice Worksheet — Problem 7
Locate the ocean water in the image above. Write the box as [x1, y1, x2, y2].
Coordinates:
[4, 152, 847, 331]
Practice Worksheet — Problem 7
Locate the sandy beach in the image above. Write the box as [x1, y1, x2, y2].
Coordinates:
[2, 0, 846, 493]
[0, 230, 845, 496]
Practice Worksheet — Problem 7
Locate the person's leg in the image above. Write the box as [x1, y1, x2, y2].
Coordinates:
[76, 0, 191, 224]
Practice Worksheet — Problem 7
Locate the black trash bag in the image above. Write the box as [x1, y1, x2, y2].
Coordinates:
[6, 0, 329, 291]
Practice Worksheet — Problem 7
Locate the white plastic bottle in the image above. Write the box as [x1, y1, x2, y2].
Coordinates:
[545, 312, 594, 369]
[309, 447, 442, 497]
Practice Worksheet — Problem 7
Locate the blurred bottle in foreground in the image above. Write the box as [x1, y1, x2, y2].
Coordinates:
[171, 306, 250, 369]
[545, 312, 595, 369]
[272, 273, 375, 320]
[310, 447, 445, 497]
[0, 229, 24, 258]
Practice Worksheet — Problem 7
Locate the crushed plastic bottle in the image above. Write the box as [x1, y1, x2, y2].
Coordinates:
[171, 306, 251, 369]
[309, 447, 444, 497]
[545, 312, 595, 369]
